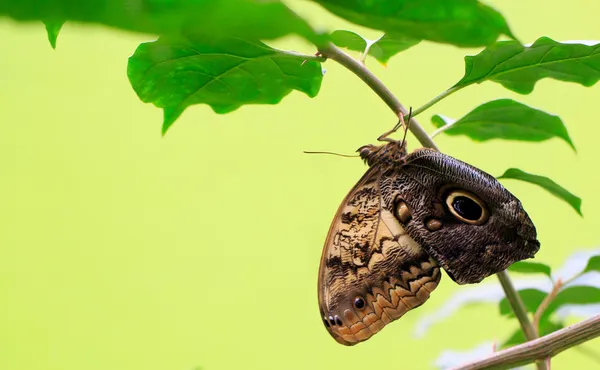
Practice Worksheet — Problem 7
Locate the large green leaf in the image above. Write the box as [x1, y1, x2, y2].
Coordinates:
[0, 0, 317, 42]
[498, 169, 582, 216]
[543, 286, 600, 320]
[455, 37, 600, 93]
[508, 261, 552, 278]
[43, 20, 64, 49]
[431, 99, 575, 150]
[583, 255, 600, 274]
[329, 30, 420, 64]
[312, 0, 514, 47]
[499, 288, 546, 316]
[128, 36, 323, 134]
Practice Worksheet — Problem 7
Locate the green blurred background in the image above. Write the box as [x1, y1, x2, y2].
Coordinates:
[1, 1, 599, 369]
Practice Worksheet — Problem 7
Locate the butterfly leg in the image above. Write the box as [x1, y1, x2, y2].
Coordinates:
[377, 107, 413, 143]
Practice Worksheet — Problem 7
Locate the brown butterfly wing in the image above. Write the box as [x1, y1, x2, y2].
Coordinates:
[317, 165, 441, 346]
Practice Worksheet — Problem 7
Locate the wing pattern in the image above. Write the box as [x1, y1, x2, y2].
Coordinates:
[318, 166, 441, 345]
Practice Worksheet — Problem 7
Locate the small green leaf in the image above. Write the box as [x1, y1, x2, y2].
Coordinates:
[431, 99, 575, 150]
[313, 0, 514, 47]
[498, 169, 582, 216]
[502, 319, 563, 348]
[508, 261, 552, 278]
[330, 31, 419, 64]
[454, 37, 600, 93]
[543, 286, 600, 320]
[128, 36, 323, 134]
[583, 255, 600, 274]
[368, 33, 420, 64]
[329, 30, 368, 53]
[43, 20, 65, 49]
[499, 288, 546, 316]
[1, 0, 318, 42]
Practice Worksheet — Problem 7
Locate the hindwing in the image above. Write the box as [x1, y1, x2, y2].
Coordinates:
[317, 165, 441, 345]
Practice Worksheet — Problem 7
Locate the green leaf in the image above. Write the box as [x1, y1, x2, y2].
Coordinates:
[43, 20, 64, 49]
[368, 33, 420, 64]
[498, 169, 582, 216]
[312, 0, 514, 47]
[431, 99, 575, 151]
[583, 255, 600, 274]
[329, 30, 420, 64]
[454, 37, 600, 94]
[543, 286, 600, 320]
[499, 288, 546, 316]
[508, 261, 552, 278]
[502, 327, 525, 348]
[502, 318, 563, 348]
[127, 36, 323, 134]
[329, 30, 368, 53]
[1, 0, 318, 42]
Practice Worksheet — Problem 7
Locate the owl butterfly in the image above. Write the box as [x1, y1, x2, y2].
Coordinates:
[317, 119, 540, 346]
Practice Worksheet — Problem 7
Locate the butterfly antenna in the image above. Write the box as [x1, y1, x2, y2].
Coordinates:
[303, 151, 359, 158]
[400, 107, 413, 147]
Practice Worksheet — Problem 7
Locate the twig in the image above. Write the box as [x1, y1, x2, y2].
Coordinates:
[534, 279, 563, 333]
[452, 314, 600, 370]
[317, 42, 438, 151]
[279, 49, 326, 62]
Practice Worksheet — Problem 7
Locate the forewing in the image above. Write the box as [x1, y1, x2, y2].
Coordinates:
[397, 149, 540, 284]
[318, 166, 441, 345]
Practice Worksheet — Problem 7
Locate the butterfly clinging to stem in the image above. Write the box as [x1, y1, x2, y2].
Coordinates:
[317, 111, 540, 345]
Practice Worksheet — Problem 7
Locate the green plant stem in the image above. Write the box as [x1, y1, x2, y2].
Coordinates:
[410, 85, 462, 118]
[318, 41, 548, 370]
[497, 270, 538, 341]
[279, 49, 326, 61]
[430, 121, 455, 138]
[497, 270, 547, 370]
[533, 279, 563, 334]
[317, 42, 438, 151]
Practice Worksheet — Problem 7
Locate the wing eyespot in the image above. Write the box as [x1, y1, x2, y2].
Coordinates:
[354, 296, 366, 310]
[444, 189, 489, 225]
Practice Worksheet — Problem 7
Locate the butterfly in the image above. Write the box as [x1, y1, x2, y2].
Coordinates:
[317, 116, 540, 345]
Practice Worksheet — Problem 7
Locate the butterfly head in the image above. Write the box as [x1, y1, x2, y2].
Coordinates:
[359, 110, 412, 166]
[357, 140, 408, 167]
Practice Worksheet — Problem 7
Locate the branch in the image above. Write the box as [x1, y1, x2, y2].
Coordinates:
[317, 42, 439, 151]
[453, 314, 600, 370]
